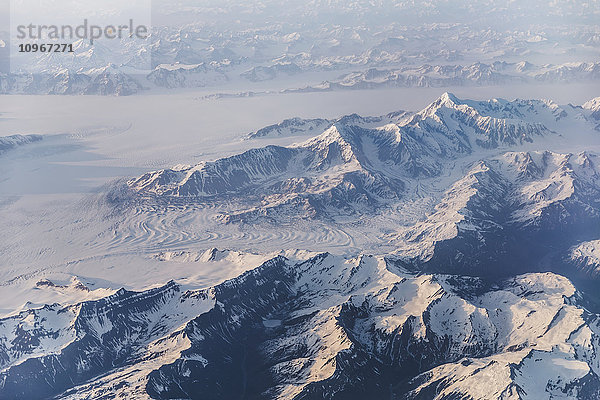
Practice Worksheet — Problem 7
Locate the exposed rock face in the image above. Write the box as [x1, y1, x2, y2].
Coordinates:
[1, 255, 599, 400]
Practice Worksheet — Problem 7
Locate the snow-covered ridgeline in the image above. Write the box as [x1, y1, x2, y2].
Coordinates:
[1, 252, 599, 399]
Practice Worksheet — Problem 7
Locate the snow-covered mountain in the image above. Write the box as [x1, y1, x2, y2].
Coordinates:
[245, 111, 412, 140]
[568, 240, 600, 276]
[127, 93, 580, 222]
[5, 49, 600, 95]
[3, 1, 600, 397]
[81, 64, 145, 96]
[1, 0, 598, 97]
[123, 93, 600, 280]
[241, 63, 302, 82]
[147, 63, 229, 89]
[1, 253, 599, 399]
[294, 61, 600, 92]
[246, 117, 334, 139]
[0, 66, 144, 96]
[583, 96, 600, 128]
[3, 93, 600, 399]
[396, 150, 600, 277]
[0, 134, 42, 155]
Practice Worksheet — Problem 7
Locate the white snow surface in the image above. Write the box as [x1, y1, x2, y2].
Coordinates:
[569, 240, 600, 276]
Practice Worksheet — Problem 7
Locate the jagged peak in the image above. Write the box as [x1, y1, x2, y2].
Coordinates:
[573, 151, 597, 168]
[516, 60, 535, 71]
[420, 92, 463, 113]
[583, 96, 600, 111]
[502, 150, 576, 175]
[246, 116, 332, 139]
[502, 151, 544, 179]
[401, 93, 559, 152]
[302, 124, 360, 153]
[411, 92, 482, 123]
[439, 91, 460, 103]
[417, 93, 563, 122]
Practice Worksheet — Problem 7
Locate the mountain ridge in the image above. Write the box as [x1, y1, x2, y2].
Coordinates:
[1, 252, 599, 399]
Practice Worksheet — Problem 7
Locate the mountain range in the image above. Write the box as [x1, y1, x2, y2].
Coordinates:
[2, 252, 600, 399]
[2, 93, 600, 399]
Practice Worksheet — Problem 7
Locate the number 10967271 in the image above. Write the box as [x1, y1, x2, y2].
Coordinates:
[18, 43, 74, 53]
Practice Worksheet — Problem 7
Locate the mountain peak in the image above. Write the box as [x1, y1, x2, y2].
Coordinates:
[438, 91, 460, 104]
[408, 93, 462, 120]
[583, 96, 600, 111]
